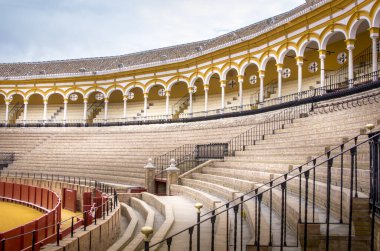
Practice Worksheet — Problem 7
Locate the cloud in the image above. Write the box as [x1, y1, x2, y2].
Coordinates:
[0, 0, 304, 63]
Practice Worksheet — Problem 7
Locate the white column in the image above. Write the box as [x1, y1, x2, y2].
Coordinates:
[188, 87, 193, 115]
[5, 101, 9, 124]
[296, 56, 303, 93]
[276, 64, 283, 98]
[143, 93, 148, 117]
[238, 76, 244, 107]
[319, 50, 326, 87]
[259, 71, 265, 103]
[123, 96, 128, 119]
[204, 86, 209, 114]
[165, 91, 170, 116]
[43, 100, 48, 121]
[371, 33, 379, 81]
[220, 80, 226, 111]
[83, 98, 88, 122]
[346, 39, 355, 88]
[104, 99, 108, 122]
[23, 101, 28, 123]
[63, 99, 68, 123]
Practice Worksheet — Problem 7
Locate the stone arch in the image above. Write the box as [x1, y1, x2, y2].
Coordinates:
[260, 52, 278, 71]
[25, 90, 45, 101]
[204, 70, 221, 86]
[189, 75, 205, 87]
[278, 47, 299, 65]
[106, 85, 125, 98]
[84, 87, 107, 99]
[297, 35, 321, 57]
[125, 83, 145, 95]
[371, 4, 380, 28]
[6, 90, 26, 101]
[320, 25, 348, 50]
[167, 76, 190, 91]
[145, 80, 167, 93]
[64, 88, 85, 99]
[221, 63, 239, 80]
[45, 89, 65, 100]
[239, 58, 260, 76]
[348, 14, 371, 39]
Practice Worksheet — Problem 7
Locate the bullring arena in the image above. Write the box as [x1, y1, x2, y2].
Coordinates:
[1, 0, 380, 250]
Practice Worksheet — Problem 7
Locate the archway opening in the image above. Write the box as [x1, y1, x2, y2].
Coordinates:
[47, 93, 64, 121]
[242, 64, 259, 104]
[64, 92, 84, 121]
[105, 89, 124, 120]
[126, 87, 144, 117]
[26, 93, 44, 121]
[8, 94, 24, 123]
[263, 58, 278, 99]
[301, 41, 320, 89]
[225, 69, 239, 108]
[207, 73, 221, 111]
[147, 85, 166, 116]
[0, 94, 5, 121]
[170, 81, 189, 114]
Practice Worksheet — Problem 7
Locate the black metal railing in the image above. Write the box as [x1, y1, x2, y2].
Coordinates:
[0, 171, 120, 251]
[328, 41, 380, 86]
[147, 130, 380, 251]
[153, 143, 229, 181]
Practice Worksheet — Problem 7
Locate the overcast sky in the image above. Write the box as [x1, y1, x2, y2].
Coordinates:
[0, 0, 304, 63]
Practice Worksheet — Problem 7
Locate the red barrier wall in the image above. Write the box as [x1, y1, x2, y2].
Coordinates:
[0, 182, 61, 251]
[62, 188, 77, 212]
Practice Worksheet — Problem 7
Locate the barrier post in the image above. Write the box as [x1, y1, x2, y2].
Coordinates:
[1, 239, 5, 251]
[71, 216, 74, 237]
[56, 222, 60, 246]
[83, 212, 87, 231]
[31, 230, 36, 251]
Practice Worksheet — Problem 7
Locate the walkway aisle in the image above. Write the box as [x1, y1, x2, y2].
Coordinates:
[157, 196, 213, 251]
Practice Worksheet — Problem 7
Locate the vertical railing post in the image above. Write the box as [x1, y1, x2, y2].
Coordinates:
[370, 133, 379, 251]
[257, 193, 263, 251]
[211, 210, 216, 251]
[348, 147, 357, 251]
[141, 226, 153, 251]
[325, 157, 333, 251]
[188, 226, 194, 251]
[195, 203, 203, 251]
[233, 204, 239, 251]
[303, 170, 310, 251]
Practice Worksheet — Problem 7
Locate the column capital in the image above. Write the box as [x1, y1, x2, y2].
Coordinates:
[345, 39, 356, 50]
[295, 56, 304, 65]
[204, 84, 209, 91]
[24, 101, 29, 105]
[318, 50, 327, 59]
[276, 63, 284, 71]
[104, 98, 109, 103]
[188, 87, 194, 93]
[63, 98, 68, 104]
[5, 100, 11, 104]
[123, 95, 128, 101]
[143, 92, 148, 98]
[369, 27, 379, 38]
[258, 70, 265, 78]
[83, 98, 88, 103]
[237, 75, 244, 82]
[165, 90, 171, 96]
[43, 100, 48, 105]
[219, 80, 226, 87]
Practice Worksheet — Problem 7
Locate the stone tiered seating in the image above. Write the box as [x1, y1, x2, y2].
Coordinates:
[172, 91, 380, 248]
[2, 112, 276, 186]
